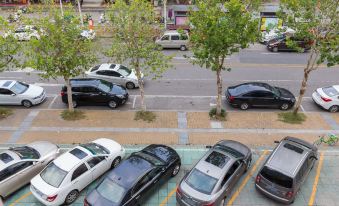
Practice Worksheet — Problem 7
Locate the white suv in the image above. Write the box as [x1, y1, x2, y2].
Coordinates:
[30, 138, 125, 205]
[312, 85, 339, 113]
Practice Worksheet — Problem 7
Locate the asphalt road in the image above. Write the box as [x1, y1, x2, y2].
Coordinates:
[1, 43, 338, 112]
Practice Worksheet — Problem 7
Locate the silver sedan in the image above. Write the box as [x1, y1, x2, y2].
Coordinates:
[0, 141, 60, 200]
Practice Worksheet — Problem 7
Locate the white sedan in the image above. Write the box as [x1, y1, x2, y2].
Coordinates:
[312, 85, 339, 113]
[30, 138, 125, 206]
[85, 63, 144, 89]
[0, 80, 46, 108]
[4, 25, 41, 41]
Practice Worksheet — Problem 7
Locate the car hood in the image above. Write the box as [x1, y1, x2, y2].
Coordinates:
[21, 85, 44, 97]
[27, 141, 59, 158]
[92, 138, 124, 155]
[276, 87, 295, 99]
[86, 189, 121, 206]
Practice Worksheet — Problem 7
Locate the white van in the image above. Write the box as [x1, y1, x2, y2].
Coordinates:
[156, 30, 189, 51]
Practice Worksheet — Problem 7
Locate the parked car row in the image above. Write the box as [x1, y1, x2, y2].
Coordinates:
[0, 137, 317, 205]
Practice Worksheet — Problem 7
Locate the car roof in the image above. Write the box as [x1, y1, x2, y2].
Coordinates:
[266, 138, 312, 177]
[96, 63, 120, 72]
[163, 30, 187, 35]
[231, 82, 273, 95]
[106, 155, 153, 189]
[53, 146, 92, 172]
[70, 78, 102, 87]
[0, 80, 16, 89]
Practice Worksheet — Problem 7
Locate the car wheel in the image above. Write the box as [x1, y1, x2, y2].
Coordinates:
[22, 100, 32, 108]
[240, 102, 249, 110]
[180, 45, 187, 51]
[65, 190, 79, 205]
[245, 158, 252, 173]
[126, 82, 135, 89]
[72, 100, 78, 108]
[329, 105, 339, 113]
[272, 47, 278, 52]
[111, 157, 121, 169]
[108, 100, 118, 109]
[280, 103, 290, 110]
[171, 163, 181, 177]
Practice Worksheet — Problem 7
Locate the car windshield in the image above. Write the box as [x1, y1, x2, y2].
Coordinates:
[117, 66, 132, 76]
[10, 82, 29, 94]
[322, 86, 339, 97]
[9, 146, 40, 159]
[186, 169, 218, 195]
[260, 166, 293, 188]
[97, 179, 126, 204]
[80, 143, 109, 155]
[271, 87, 280, 96]
[135, 152, 164, 166]
[213, 144, 244, 158]
[98, 80, 112, 93]
[40, 162, 67, 188]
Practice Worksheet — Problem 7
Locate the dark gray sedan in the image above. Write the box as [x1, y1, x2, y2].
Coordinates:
[176, 140, 252, 206]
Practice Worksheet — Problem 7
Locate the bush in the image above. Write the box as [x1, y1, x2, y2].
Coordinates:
[278, 112, 306, 124]
[0, 107, 13, 120]
[209, 108, 227, 121]
[61, 110, 86, 121]
[134, 110, 156, 122]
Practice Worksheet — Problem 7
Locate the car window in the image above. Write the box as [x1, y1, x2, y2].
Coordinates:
[322, 86, 339, 97]
[133, 172, 151, 194]
[9, 146, 40, 159]
[106, 71, 121, 77]
[97, 179, 126, 204]
[161, 35, 169, 41]
[0, 153, 14, 164]
[98, 80, 112, 93]
[0, 88, 13, 95]
[221, 161, 240, 186]
[260, 166, 293, 188]
[87, 156, 105, 168]
[96, 70, 108, 76]
[262, 91, 275, 98]
[10, 82, 29, 94]
[243, 92, 255, 97]
[180, 34, 188, 40]
[79, 87, 96, 93]
[40, 162, 67, 188]
[90, 65, 100, 72]
[171, 35, 180, 40]
[185, 168, 218, 195]
[117, 66, 132, 76]
[148, 167, 162, 180]
[71, 163, 88, 181]
[0, 161, 33, 182]
[72, 87, 81, 92]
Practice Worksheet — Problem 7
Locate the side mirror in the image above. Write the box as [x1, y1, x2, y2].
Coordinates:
[120, 75, 124, 78]
[274, 140, 280, 144]
[311, 156, 318, 160]
[11, 93, 16, 96]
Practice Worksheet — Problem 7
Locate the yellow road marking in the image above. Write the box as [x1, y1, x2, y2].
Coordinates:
[159, 186, 177, 206]
[308, 152, 324, 206]
[227, 150, 269, 206]
[9, 191, 32, 206]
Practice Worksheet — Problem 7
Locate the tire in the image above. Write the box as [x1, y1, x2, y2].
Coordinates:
[329, 105, 338, 113]
[240, 102, 249, 110]
[108, 100, 118, 109]
[171, 163, 181, 177]
[180, 45, 187, 51]
[280, 103, 290, 110]
[111, 157, 121, 169]
[65, 190, 79, 205]
[272, 47, 278, 52]
[126, 82, 135, 89]
[22, 100, 32, 108]
[244, 158, 252, 173]
[72, 100, 78, 108]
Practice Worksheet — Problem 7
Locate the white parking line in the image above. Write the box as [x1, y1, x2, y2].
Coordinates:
[300, 104, 306, 112]
[48, 95, 58, 109]
[0, 77, 23, 79]
[132, 96, 137, 109]
[261, 52, 280, 55]
[34, 83, 63, 87]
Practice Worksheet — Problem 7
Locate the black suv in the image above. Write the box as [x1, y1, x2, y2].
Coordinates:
[267, 36, 311, 52]
[61, 78, 128, 109]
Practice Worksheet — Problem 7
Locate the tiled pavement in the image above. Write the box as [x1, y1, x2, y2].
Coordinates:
[3, 145, 339, 206]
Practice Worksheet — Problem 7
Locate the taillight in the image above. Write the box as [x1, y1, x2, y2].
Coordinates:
[176, 187, 183, 197]
[229, 95, 235, 102]
[286, 191, 294, 199]
[47, 194, 57, 202]
[202, 202, 214, 206]
[256, 175, 261, 183]
[321, 96, 332, 102]
[84, 198, 91, 206]
[61, 91, 65, 96]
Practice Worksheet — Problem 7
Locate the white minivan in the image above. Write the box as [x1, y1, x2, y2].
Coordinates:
[156, 30, 189, 51]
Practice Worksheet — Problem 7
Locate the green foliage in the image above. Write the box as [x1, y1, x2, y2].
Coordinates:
[0, 17, 20, 71]
[61, 110, 86, 121]
[278, 112, 306, 124]
[134, 110, 156, 122]
[279, 0, 339, 66]
[0, 107, 13, 120]
[209, 108, 227, 121]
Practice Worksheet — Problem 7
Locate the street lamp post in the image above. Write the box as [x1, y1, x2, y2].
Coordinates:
[163, 0, 167, 30]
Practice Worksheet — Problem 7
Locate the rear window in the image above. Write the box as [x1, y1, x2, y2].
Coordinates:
[96, 179, 126, 204]
[40, 162, 67, 188]
[283, 143, 304, 154]
[90, 65, 100, 72]
[260, 166, 293, 188]
[185, 169, 218, 195]
[322, 86, 339, 97]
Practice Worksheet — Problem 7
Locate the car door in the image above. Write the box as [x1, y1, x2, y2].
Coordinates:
[86, 156, 109, 180]
[106, 70, 125, 85]
[170, 35, 180, 48]
[222, 161, 242, 194]
[129, 171, 154, 205]
[243, 91, 261, 106]
[0, 88, 14, 105]
[70, 163, 92, 191]
[0, 161, 34, 197]
[159, 35, 170, 48]
[260, 91, 277, 107]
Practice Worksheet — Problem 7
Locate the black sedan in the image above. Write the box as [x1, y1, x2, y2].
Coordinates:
[84, 144, 181, 206]
[225, 82, 296, 110]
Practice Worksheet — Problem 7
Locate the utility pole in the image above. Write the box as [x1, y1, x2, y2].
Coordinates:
[77, 0, 84, 27]
[59, 0, 64, 17]
[163, 0, 167, 30]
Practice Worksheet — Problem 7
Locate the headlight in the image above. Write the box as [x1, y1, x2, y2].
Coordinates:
[117, 94, 125, 99]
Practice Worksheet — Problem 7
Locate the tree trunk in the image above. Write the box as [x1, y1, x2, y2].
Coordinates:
[135, 59, 146, 111]
[216, 68, 222, 115]
[65, 77, 74, 112]
[293, 70, 309, 115]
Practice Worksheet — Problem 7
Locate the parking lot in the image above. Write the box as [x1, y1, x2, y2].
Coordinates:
[3, 145, 339, 206]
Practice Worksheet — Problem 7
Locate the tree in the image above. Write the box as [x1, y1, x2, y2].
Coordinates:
[0, 17, 20, 71]
[107, 0, 172, 112]
[279, 0, 339, 114]
[24, 6, 96, 112]
[188, 0, 259, 117]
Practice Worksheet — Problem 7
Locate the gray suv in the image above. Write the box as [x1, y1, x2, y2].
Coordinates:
[255, 136, 318, 204]
[176, 140, 252, 206]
